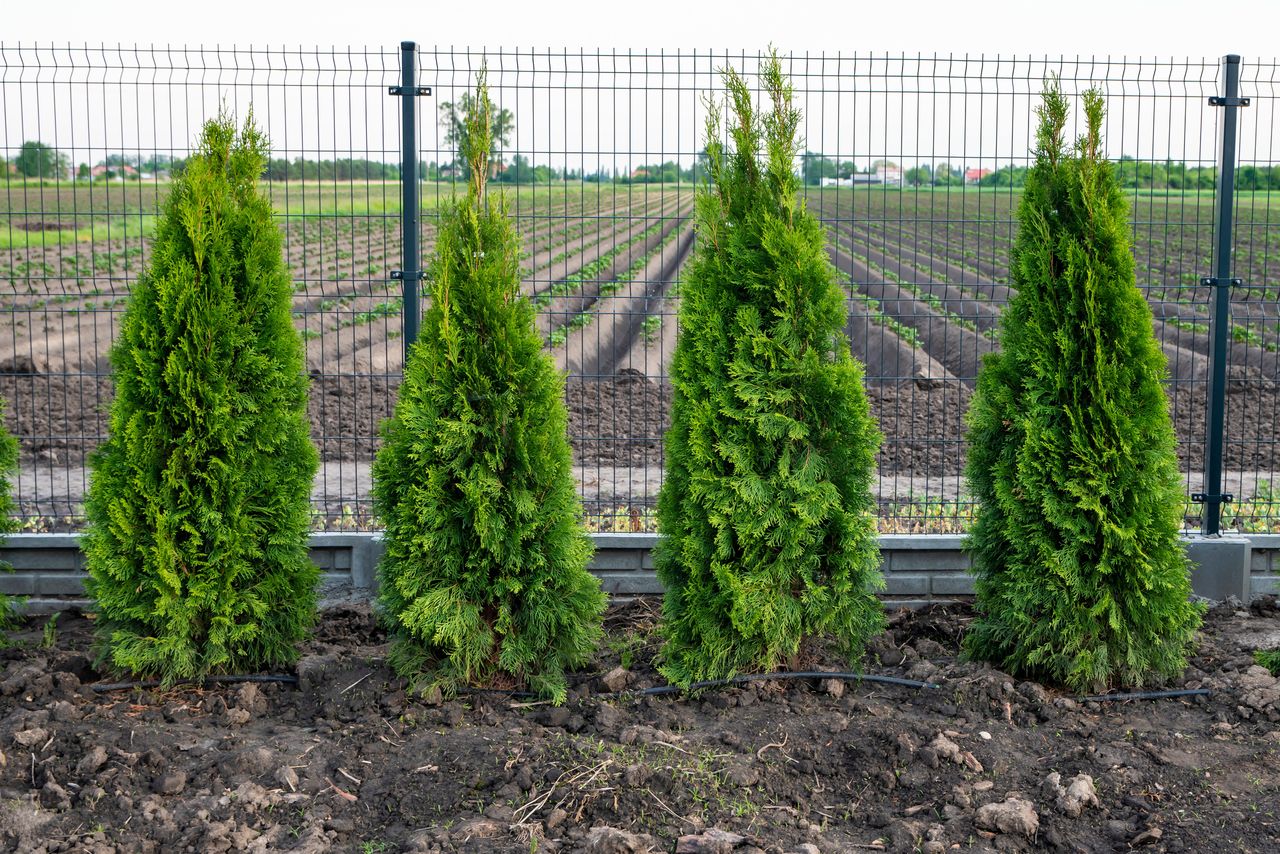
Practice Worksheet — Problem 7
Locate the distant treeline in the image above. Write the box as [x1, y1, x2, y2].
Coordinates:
[8, 139, 1280, 190]
[803, 152, 1280, 191]
[262, 157, 400, 181]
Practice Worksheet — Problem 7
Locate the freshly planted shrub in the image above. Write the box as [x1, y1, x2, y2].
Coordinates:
[0, 400, 17, 640]
[84, 114, 319, 682]
[655, 53, 885, 686]
[964, 81, 1202, 692]
[374, 70, 604, 704]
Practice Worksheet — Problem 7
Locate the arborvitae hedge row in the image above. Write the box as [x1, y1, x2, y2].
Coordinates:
[84, 114, 319, 682]
[655, 53, 885, 686]
[964, 82, 1202, 692]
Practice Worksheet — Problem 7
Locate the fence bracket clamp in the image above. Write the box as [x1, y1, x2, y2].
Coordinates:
[1208, 96, 1250, 107]
[390, 270, 426, 281]
[1199, 276, 1242, 288]
[388, 86, 432, 96]
[1192, 493, 1233, 505]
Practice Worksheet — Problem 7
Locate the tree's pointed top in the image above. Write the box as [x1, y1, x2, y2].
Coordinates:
[1035, 74, 1070, 167]
[464, 65, 492, 199]
[1080, 87, 1106, 161]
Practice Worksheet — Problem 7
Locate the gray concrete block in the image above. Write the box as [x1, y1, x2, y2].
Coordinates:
[350, 541, 382, 590]
[889, 549, 971, 573]
[333, 549, 353, 571]
[881, 573, 929, 596]
[2, 549, 82, 572]
[930, 575, 977, 596]
[1252, 575, 1279, 597]
[0, 573, 37, 595]
[594, 571, 663, 596]
[588, 550, 644, 572]
[308, 549, 336, 571]
[35, 573, 87, 596]
[592, 533, 660, 551]
[1186, 536, 1251, 601]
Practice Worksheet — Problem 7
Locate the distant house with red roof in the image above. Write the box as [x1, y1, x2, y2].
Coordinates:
[964, 168, 992, 184]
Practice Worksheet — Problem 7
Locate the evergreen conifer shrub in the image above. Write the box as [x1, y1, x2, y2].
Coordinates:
[964, 81, 1202, 692]
[655, 53, 885, 686]
[0, 400, 18, 639]
[373, 70, 604, 704]
[84, 114, 319, 682]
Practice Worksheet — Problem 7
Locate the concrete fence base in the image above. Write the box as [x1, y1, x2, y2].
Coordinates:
[2, 532, 1275, 615]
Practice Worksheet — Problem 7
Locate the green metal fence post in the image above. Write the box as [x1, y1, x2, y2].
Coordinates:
[1197, 54, 1249, 535]
[391, 41, 430, 359]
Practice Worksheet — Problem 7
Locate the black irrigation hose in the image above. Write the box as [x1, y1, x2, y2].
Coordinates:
[635, 671, 941, 696]
[91, 674, 299, 693]
[1075, 688, 1212, 703]
[463, 670, 941, 700]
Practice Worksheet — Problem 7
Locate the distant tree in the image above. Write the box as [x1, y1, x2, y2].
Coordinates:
[933, 162, 961, 186]
[15, 141, 69, 180]
[979, 165, 1028, 188]
[801, 151, 837, 185]
[964, 81, 1201, 693]
[905, 164, 932, 187]
[439, 89, 514, 178]
[77, 163, 90, 180]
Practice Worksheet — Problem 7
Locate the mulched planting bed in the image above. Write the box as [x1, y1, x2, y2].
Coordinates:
[2, 598, 1277, 853]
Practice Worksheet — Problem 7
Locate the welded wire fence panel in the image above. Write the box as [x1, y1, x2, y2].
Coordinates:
[2, 46, 1278, 533]
[0, 43, 402, 529]
[1222, 59, 1280, 533]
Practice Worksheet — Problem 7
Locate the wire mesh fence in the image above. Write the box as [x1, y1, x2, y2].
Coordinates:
[1, 45, 1277, 533]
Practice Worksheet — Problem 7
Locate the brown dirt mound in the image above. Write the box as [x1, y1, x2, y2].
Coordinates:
[1, 598, 1277, 852]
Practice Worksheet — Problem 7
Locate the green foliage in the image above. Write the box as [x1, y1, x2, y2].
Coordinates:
[964, 80, 1202, 693]
[655, 53, 885, 686]
[374, 68, 605, 704]
[83, 113, 319, 683]
[1256, 649, 1280, 677]
[13, 140, 70, 180]
[439, 88, 514, 179]
[0, 399, 18, 642]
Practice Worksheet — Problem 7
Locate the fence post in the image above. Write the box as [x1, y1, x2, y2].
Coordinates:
[1197, 54, 1249, 535]
[391, 41, 430, 359]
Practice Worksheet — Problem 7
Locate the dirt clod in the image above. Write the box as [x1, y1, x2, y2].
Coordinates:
[975, 796, 1039, 838]
[76, 744, 108, 777]
[585, 825, 661, 853]
[151, 770, 186, 795]
[675, 828, 746, 853]
[1043, 771, 1100, 818]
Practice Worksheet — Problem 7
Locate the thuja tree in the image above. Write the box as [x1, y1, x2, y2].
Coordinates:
[655, 53, 884, 686]
[964, 81, 1201, 692]
[373, 70, 604, 704]
[84, 114, 319, 682]
[0, 402, 17, 641]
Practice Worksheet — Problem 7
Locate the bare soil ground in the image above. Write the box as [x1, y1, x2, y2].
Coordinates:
[1, 598, 1278, 853]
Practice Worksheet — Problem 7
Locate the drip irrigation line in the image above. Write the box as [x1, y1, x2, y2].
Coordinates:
[1074, 688, 1212, 703]
[460, 670, 941, 700]
[634, 671, 941, 696]
[91, 674, 299, 693]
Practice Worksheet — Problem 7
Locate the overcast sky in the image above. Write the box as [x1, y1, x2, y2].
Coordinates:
[8, 0, 1277, 58]
[5, 0, 1277, 173]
